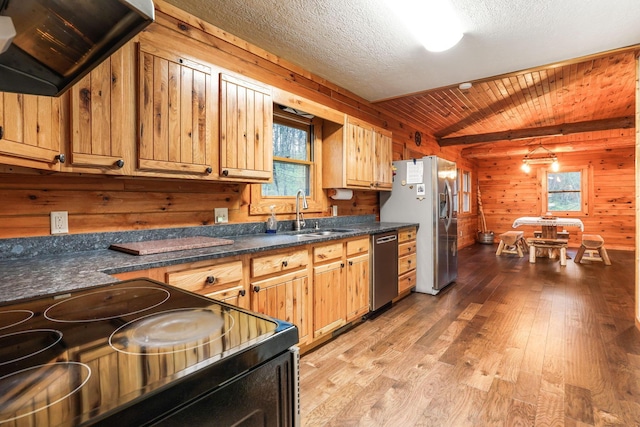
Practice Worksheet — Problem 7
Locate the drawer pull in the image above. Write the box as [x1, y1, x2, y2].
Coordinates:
[239, 289, 246, 297]
[206, 276, 216, 284]
[407, 260, 412, 264]
[115, 159, 125, 168]
[282, 260, 288, 267]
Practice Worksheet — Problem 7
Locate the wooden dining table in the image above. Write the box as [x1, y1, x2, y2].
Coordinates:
[512, 216, 584, 238]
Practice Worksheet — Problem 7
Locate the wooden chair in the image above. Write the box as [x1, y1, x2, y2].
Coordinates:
[574, 234, 611, 265]
[496, 231, 527, 257]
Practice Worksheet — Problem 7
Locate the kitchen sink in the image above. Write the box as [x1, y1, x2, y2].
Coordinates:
[292, 228, 353, 238]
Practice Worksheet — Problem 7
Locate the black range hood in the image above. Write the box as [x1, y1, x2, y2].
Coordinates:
[0, 0, 154, 97]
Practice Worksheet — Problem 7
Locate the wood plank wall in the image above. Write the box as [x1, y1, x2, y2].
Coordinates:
[0, 2, 479, 247]
[477, 147, 635, 250]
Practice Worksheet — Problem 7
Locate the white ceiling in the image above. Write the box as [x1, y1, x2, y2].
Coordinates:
[165, 0, 640, 102]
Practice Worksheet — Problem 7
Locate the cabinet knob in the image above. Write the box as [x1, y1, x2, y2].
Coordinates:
[206, 276, 216, 284]
[222, 170, 229, 177]
[205, 167, 213, 174]
[282, 260, 288, 267]
[349, 261, 353, 266]
[407, 259, 412, 264]
[115, 159, 125, 168]
[341, 263, 345, 268]
[239, 289, 246, 297]
[253, 285, 261, 293]
[55, 154, 65, 164]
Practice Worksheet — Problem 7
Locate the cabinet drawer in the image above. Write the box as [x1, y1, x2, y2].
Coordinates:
[166, 260, 243, 295]
[398, 227, 417, 243]
[251, 249, 308, 278]
[398, 253, 416, 275]
[346, 237, 369, 256]
[398, 270, 416, 294]
[313, 242, 344, 263]
[399, 241, 416, 257]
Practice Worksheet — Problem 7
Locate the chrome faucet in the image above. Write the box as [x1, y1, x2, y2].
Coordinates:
[294, 189, 308, 231]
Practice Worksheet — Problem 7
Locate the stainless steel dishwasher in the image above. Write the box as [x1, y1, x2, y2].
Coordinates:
[371, 231, 399, 311]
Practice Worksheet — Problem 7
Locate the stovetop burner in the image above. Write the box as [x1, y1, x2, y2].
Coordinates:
[109, 307, 231, 355]
[0, 329, 63, 365]
[0, 279, 297, 426]
[0, 310, 34, 330]
[0, 361, 91, 424]
[44, 286, 170, 322]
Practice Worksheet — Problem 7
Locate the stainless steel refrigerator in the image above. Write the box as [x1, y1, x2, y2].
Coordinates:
[380, 156, 457, 295]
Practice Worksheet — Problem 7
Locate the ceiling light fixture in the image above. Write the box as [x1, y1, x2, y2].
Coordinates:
[383, 0, 464, 52]
[459, 82, 472, 90]
[0, 16, 15, 54]
[521, 145, 559, 173]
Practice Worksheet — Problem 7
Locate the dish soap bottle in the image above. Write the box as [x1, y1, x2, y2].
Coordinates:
[266, 205, 278, 233]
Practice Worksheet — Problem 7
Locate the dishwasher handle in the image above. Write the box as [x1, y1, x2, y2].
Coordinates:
[375, 234, 397, 245]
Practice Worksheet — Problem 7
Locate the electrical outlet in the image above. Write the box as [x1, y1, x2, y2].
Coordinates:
[50, 211, 69, 234]
[214, 208, 228, 224]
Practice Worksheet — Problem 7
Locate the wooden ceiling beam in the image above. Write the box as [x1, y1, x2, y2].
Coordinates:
[438, 116, 635, 146]
[461, 135, 635, 159]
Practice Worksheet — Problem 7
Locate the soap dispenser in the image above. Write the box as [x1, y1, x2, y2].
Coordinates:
[266, 205, 278, 233]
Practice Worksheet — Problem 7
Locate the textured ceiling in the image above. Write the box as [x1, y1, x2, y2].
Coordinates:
[164, 0, 640, 102]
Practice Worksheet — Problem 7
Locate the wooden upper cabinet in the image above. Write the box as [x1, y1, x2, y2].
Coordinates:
[345, 119, 374, 188]
[219, 73, 273, 182]
[67, 42, 135, 174]
[374, 129, 393, 190]
[137, 39, 214, 177]
[0, 92, 64, 171]
[322, 116, 392, 191]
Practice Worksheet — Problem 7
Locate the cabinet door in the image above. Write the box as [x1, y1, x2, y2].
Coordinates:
[219, 73, 272, 181]
[373, 130, 393, 190]
[69, 43, 134, 174]
[0, 92, 63, 171]
[346, 253, 370, 322]
[138, 40, 214, 176]
[313, 260, 346, 338]
[345, 120, 374, 188]
[251, 270, 310, 344]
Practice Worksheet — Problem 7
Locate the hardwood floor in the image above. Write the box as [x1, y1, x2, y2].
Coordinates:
[299, 243, 639, 426]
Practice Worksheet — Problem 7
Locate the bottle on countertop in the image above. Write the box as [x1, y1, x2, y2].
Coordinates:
[266, 205, 278, 233]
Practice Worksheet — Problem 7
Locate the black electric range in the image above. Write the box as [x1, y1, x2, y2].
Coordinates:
[0, 278, 299, 426]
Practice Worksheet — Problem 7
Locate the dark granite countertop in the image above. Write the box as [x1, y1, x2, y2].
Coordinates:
[0, 217, 417, 303]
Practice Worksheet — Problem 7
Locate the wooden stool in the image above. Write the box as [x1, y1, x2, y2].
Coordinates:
[496, 231, 526, 257]
[527, 238, 568, 266]
[574, 234, 611, 265]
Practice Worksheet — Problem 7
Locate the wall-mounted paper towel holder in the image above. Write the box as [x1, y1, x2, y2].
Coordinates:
[328, 189, 353, 200]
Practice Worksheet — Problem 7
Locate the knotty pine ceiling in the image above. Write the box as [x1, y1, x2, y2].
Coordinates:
[375, 48, 638, 159]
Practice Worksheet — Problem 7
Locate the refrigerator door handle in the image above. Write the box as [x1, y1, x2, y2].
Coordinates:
[444, 180, 453, 231]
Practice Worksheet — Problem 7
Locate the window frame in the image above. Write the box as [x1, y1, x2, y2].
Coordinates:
[540, 167, 590, 216]
[455, 167, 472, 216]
[249, 108, 324, 216]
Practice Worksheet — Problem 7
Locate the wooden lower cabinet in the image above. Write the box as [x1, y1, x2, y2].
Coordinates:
[346, 253, 369, 322]
[250, 269, 310, 345]
[345, 237, 370, 322]
[313, 260, 345, 338]
[397, 227, 418, 295]
[166, 260, 248, 308]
